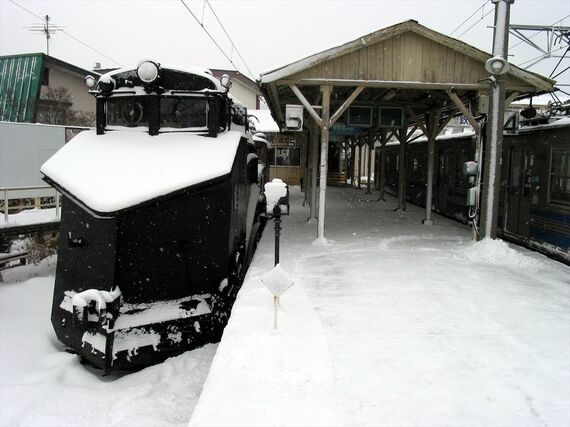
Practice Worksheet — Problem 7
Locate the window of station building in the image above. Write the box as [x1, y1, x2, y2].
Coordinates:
[269, 147, 301, 167]
[41, 67, 50, 86]
[549, 148, 570, 206]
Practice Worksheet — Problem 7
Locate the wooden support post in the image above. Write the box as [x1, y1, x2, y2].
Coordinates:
[310, 120, 319, 221]
[357, 143, 362, 189]
[350, 139, 356, 187]
[317, 85, 331, 239]
[423, 110, 441, 225]
[378, 130, 387, 201]
[366, 135, 373, 195]
[397, 128, 407, 210]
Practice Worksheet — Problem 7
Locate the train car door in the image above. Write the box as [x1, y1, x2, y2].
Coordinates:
[505, 146, 533, 237]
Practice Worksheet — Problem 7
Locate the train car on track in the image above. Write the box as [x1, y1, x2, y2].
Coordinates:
[380, 106, 570, 264]
[41, 61, 266, 372]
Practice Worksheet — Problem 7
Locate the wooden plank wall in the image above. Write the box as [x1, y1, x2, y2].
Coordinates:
[289, 31, 529, 88]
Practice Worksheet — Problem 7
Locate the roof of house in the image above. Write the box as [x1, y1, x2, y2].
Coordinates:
[0, 53, 97, 123]
[210, 69, 259, 93]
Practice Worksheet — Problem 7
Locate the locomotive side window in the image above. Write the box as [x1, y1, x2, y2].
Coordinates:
[160, 97, 207, 129]
[549, 148, 570, 206]
[107, 97, 149, 128]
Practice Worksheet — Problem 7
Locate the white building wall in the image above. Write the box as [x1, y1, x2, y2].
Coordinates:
[229, 80, 257, 110]
[40, 66, 95, 115]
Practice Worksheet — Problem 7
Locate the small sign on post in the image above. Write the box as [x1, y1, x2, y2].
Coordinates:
[261, 264, 294, 329]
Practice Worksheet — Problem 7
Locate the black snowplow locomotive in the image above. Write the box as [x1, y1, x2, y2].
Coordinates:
[41, 61, 266, 372]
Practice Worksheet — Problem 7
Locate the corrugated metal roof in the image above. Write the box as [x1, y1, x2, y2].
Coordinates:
[0, 54, 44, 122]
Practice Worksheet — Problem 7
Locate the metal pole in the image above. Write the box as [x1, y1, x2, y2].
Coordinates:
[273, 205, 281, 266]
[480, 0, 513, 239]
[317, 85, 331, 239]
[55, 191, 61, 218]
[4, 189, 8, 223]
[423, 111, 437, 225]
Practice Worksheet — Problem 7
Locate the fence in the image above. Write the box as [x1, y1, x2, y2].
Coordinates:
[1, 186, 61, 223]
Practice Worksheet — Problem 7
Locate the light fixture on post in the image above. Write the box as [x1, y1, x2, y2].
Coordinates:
[136, 60, 160, 84]
[485, 56, 510, 76]
[220, 74, 232, 91]
[97, 75, 116, 93]
[84, 75, 97, 89]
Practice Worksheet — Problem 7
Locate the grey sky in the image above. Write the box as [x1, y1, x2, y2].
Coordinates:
[0, 0, 568, 88]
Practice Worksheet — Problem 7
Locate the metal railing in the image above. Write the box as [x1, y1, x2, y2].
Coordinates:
[1, 186, 60, 223]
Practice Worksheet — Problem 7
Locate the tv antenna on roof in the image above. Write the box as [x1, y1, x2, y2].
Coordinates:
[24, 15, 64, 56]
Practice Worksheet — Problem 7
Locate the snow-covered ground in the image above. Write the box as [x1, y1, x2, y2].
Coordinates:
[191, 186, 570, 427]
[1, 186, 569, 427]
[0, 259, 216, 427]
[0, 207, 59, 228]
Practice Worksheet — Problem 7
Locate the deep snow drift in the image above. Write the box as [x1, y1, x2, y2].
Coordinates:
[190, 186, 570, 427]
[0, 259, 216, 427]
[1, 186, 568, 427]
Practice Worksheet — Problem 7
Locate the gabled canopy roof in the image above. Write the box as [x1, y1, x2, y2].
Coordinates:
[259, 20, 557, 130]
[260, 20, 555, 92]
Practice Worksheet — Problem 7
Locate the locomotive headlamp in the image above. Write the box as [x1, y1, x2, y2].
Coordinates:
[84, 75, 97, 89]
[485, 56, 510, 76]
[137, 60, 160, 83]
[98, 75, 116, 93]
[220, 74, 232, 90]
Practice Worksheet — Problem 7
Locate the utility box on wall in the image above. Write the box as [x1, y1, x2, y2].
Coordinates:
[285, 104, 303, 131]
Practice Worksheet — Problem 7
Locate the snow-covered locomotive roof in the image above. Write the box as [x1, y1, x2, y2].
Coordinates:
[101, 63, 224, 92]
[41, 130, 242, 214]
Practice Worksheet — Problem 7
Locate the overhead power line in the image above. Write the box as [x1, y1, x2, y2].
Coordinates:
[205, 0, 255, 79]
[458, 8, 494, 38]
[8, 0, 122, 67]
[179, 0, 255, 80]
[450, 0, 490, 36]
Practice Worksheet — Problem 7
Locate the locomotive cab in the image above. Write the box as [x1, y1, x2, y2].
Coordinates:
[42, 61, 264, 372]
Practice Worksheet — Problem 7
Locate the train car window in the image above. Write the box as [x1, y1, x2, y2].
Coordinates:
[410, 151, 425, 180]
[454, 150, 469, 188]
[160, 97, 207, 129]
[106, 97, 150, 128]
[549, 148, 570, 206]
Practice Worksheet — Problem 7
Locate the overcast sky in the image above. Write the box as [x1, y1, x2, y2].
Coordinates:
[0, 0, 568, 89]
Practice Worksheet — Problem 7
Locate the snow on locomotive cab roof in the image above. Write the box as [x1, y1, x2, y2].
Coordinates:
[104, 64, 223, 91]
[41, 130, 241, 213]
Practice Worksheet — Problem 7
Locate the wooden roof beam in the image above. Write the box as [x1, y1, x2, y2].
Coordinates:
[277, 78, 540, 93]
[289, 84, 323, 127]
[446, 89, 481, 134]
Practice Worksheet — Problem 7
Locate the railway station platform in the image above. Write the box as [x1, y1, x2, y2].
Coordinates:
[190, 186, 570, 427]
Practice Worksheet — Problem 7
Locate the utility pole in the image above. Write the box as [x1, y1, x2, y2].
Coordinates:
[26, 15, 62, 56]
[480, 0, 514, 239]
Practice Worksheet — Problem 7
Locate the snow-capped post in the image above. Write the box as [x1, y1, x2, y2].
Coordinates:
[264, 179, 290, 266]
[261, 264, 295, 329]
[480, 0, 514, 239]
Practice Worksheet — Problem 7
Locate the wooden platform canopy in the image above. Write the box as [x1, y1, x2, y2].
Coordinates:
[259, 20, 556, 239]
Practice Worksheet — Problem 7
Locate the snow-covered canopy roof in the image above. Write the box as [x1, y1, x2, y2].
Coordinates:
[41, 130, 241, 214]
[259, 20, 556, 131]
[260, 20, 555, 92]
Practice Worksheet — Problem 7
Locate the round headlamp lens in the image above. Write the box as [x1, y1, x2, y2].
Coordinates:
[137, 61, 159, 83]
[84, 75, 97, 89]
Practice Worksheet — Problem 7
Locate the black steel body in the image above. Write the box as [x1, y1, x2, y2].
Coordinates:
[379, 122, 570, 264]
[45, 64, 265, 372]
[49, 139, 258, 371]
